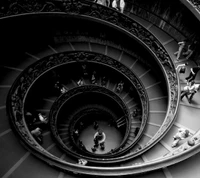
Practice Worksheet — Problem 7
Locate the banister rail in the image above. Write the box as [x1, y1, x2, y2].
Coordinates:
[5, 0, 180, 175]
[180, 0, 200, 22]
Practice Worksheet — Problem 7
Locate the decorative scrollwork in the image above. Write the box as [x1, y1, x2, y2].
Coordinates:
[5, 0, 179, 174]
[62, 0, 83, 14]
[8, 50, 148, 162]
[0, 0, 60, 17]
[2, 0, 177, 118]
[49, 85, 130, 158]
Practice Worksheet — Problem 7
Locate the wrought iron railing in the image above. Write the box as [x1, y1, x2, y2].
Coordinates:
[50, 85, 131, 160]
[5, 0, 180, 175]
[188, 0, 200, 12]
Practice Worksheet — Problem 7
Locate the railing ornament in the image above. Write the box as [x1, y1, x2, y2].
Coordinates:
[4, 0, 181, 175]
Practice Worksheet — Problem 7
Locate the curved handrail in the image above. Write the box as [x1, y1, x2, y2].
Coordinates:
[69, 105, 122, 153]
[180, 0, 200, 21]
[50, 85, 131, 160]
[5, 0, 179, 175]
[24, 51, 148, 161]
[187, 0, 200, 12]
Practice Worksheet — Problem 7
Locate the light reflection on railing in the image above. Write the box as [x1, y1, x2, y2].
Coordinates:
[187, 0, 200, 13]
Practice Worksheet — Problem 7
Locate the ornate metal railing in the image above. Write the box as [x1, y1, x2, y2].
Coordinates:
[187, 0, 200, 12]
[8, 50, 149, 161]
[179, 0, 200, 25]
[50, 85, 132, 160]
[5, 0, 180, 175]
[69, 105, 125, 154]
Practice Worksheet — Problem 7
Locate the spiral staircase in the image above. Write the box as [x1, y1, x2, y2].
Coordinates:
[1, 0, 200, 178]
